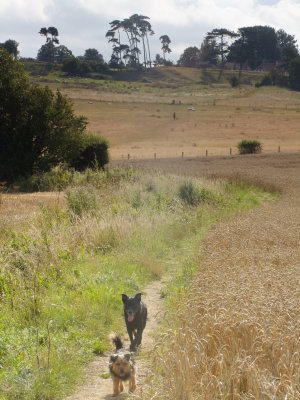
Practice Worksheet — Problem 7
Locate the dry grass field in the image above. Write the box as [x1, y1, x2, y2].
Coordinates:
[122, 153, 300, 399]
[3, 67, 300, 398]
[50, 67, 300, 160]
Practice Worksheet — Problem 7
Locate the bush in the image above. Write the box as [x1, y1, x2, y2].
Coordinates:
[66, 187, 99, 217]
[237, 139, 262, 154]
[72, 134, 109, 170]
[18, 165, 74, 192]
[255, 74, 272, 88]
[178, 181, 215, 206]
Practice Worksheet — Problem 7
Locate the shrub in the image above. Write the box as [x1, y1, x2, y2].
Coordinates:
[237, 139, 262, 154]
[18, 165, 74, 192]
[255, 74, 272, 88]
[66, 187, 99, 217]
[178, 181, 203, 206]
[72, 134, 109, 171]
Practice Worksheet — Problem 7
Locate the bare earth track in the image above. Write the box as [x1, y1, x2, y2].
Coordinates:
[66, 279, 166, 400]
[68, 152, 300, 399]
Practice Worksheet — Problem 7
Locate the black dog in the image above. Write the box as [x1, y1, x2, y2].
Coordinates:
[122, 293, 147, 351]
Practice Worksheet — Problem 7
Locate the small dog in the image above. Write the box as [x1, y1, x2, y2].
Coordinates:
[122, 293, 147, 351]
[109, 334, 136, 397]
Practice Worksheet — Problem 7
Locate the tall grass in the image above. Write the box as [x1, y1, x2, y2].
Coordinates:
[0, 168, 272, 399]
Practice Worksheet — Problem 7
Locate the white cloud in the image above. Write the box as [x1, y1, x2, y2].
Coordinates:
[1, 0, 300, 58]
[0, 0, 54, 21]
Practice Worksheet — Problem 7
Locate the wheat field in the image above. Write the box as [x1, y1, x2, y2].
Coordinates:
[121, 153, 300, 399]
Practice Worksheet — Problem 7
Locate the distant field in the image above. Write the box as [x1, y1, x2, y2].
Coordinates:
[31, 66, 300, 159]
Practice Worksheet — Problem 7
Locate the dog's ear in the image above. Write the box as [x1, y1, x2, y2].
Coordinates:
[134, 293, 142, 302]
[110, 355, 117, 363]
[122, 294, 129, 303]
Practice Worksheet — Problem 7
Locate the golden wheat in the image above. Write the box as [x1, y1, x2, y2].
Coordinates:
[135, 153, 300, 399]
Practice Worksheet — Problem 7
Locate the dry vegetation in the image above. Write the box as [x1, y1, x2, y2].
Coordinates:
[4, 67, 300, 399]
[127, 153, 300, 399]
[52, 68, 300, 160]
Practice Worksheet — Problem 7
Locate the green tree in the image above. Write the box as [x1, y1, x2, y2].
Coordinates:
[228, 26, 279, 70]
[159, 35, 171, 62]
[37, 41, 56, 62]
[0, 39, 19, 58]
[0, 50, 89, 181]
[106, 14, 154, 69]
[206, 28, 238, 77]
[199, 37, 218, 65]
[38, 27, 60, 62]
[178, 46, 201, 67]
[289, 56, 300, 90]
[276, 29, 298, 68]
[55, 45, 73, 63]
[84, 48, 104, 62]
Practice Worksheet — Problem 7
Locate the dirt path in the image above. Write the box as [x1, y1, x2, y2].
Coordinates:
[66, 278, 167, 400]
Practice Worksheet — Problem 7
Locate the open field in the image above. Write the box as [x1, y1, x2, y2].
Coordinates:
[120, 153, 300, 399]
[35, 67, 300, 160]
[2, 66, 300, 399]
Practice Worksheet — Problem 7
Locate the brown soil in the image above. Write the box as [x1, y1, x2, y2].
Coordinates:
[66, 278, 167, 400]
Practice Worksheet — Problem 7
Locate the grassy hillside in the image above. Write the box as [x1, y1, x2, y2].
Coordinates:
[21, 63, 300, 160]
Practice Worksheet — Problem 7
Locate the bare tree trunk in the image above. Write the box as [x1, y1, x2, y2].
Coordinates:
[146, 32, 152, 68]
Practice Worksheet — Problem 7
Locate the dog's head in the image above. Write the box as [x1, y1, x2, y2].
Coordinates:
[122, 293, 142, 323]
[109, 352, 133, 380]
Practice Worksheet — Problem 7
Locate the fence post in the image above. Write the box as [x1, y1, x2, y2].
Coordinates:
[206, 149, 208, 157]
[128, 153, 130, 160]
[182, 152, 184, 158]
[278, 146, 280, 153]
[154, 153, 156, 159]
[230, 147, 232, 155]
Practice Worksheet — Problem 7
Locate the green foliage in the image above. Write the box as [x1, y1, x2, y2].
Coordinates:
[18, 165, 74, 192]
[72, 133, 109, 170]
[178, 46, 201, 67]
[66, 187, 99, 217]
[0, 50, 106, 183]
[0, 169, 277, 399]
[0, 39, 19, 58]
[62, 57, 109, 76]
[255, 73, 273, 87]
[178, 181, 215, 206]
[289, 56, 300, 91]
[237, 139, 262, 154]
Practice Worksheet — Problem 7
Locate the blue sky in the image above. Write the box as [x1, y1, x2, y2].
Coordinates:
[1, 0, 300, 61]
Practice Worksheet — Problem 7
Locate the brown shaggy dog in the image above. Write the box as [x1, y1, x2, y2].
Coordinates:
[109, 334, 136, 397]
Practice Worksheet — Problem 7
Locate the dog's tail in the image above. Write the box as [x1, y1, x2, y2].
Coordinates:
[109, 333, 124, 351]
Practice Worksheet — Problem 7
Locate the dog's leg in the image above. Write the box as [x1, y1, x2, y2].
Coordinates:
[129, 374, 137, 393]
[128, 328, 137, 351]
[113, 377, 120, 396]
[128, 327, 134, 347]
[135, 329, 143, 347]
[119, 380, 124, 393]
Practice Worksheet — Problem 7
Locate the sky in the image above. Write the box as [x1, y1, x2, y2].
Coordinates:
[1, 0, 300, 62]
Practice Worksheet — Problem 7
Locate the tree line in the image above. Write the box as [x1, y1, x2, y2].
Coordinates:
[105, 14, 171, 69]
[178, 25, 298, 72]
